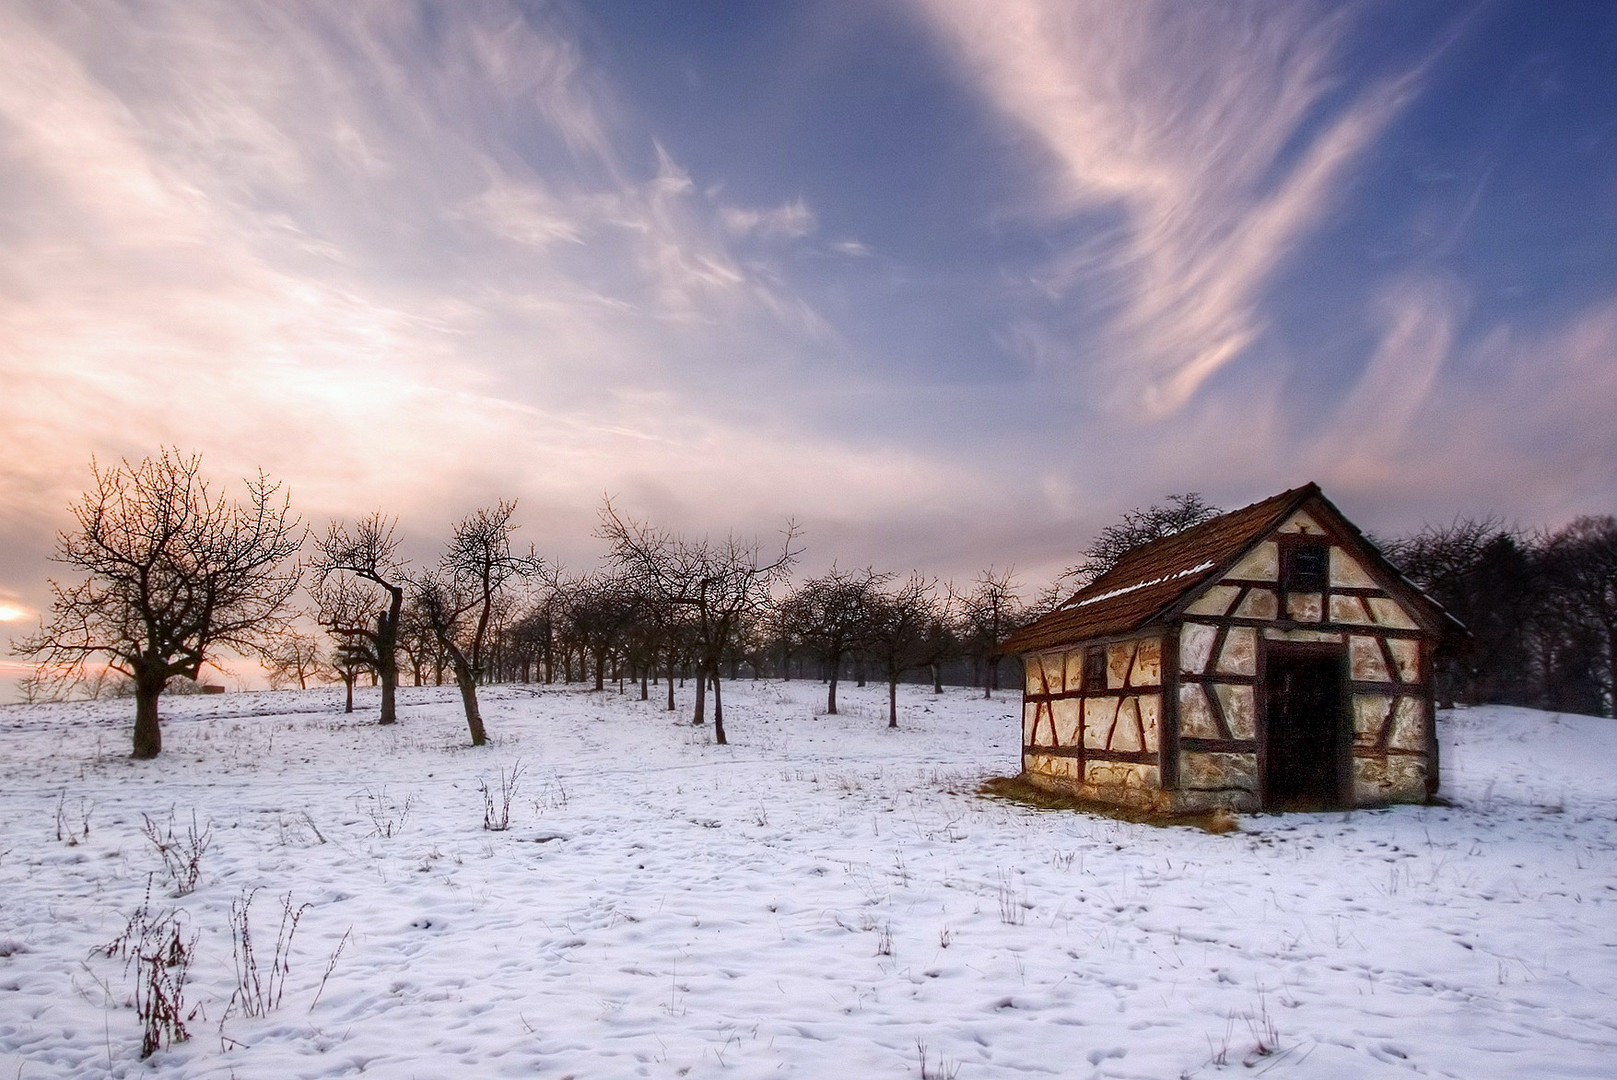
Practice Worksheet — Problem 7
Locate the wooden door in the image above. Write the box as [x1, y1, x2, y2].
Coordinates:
[1263, 647, 1347, 808]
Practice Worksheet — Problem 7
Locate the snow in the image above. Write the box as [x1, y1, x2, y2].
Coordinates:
[1, 682, 1614, 1078]
[1059, 561, 1216, 610]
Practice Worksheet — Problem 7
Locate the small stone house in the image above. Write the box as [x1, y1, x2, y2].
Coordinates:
[1002, 484, 1465, 813]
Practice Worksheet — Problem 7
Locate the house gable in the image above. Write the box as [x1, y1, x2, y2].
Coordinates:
[1162, 488, 1458, 642]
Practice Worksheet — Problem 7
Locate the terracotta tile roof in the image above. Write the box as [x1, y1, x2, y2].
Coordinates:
[1002, 485, 1319, 654]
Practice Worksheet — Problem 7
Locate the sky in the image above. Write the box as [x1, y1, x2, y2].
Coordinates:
[3, 1, 1616, 686]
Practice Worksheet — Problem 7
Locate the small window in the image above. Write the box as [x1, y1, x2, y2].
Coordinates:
[1282, 543, 1329, 593]
[1083, 645, 1107, 689]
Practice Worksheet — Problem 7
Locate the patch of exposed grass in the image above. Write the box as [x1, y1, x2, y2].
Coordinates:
[977, 775, 1240, 834]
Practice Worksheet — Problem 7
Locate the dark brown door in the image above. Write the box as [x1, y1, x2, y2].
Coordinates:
[1263, 649, 1347, 808]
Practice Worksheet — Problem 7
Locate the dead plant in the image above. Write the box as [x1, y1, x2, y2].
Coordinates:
[480, 759, 525, 831]
[227, 888, 311, 1019]
[917, 1038, 961, 1079]
[55, 790, 92, 845]
[99, 879, 197, 1059]
[141, 809, 213, 896]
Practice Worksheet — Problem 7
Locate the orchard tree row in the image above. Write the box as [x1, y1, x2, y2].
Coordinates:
[14, 451, 1052, 757]
[16, 451, 1617, 759]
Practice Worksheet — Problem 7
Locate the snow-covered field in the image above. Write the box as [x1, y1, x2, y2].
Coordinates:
[0, 681, 1613, 1079]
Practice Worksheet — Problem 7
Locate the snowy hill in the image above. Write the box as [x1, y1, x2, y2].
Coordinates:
[0, 683, 1614, 1078]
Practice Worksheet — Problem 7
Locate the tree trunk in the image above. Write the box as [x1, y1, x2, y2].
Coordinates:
[641, 666, 649, 701]
[594, 649, 606, 692]
[855, 654, 866, 688]
[711, 666, 727, 745]
[459, 678, 486, 745]
[666, 646, 677, 712]
[692, 664, 707, 725]
[888, 675, 899, 728]
[377, 594, 402, 725]
[827, 652, 841, 715]
[448, 646, 486, 746]
[132, 674, 164, 759]
[932, 662, 943, 694]
[344, 674, 354, 713]
[378, 663, 398, 726]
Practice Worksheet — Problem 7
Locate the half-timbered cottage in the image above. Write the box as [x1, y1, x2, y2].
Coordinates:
[1002, 484, 1464, 813]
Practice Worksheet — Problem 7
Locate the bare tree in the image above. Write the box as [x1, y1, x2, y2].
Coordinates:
[766, 600, 801, 681]
[959, 566, 1023, 699]
[312, 514, 407, 723]
[918, 589, 961, 694]
[599, 500, 800, 745]
[413, 502, 541, 746]
[625, 570, 693, 712]
[330, 639, 372, 713]
[444, 501, 542, 683]
[410, 571, 486, 741]
[783, 567, 889, 715]
[1543, 516, 1617, 715]
[561, 572, 639, 692]
[396, 598, 444, 686]
[312, 575, 387, 698]
[864, 574, 939, 727]
[1065, 493, 1221, 586]
[1382, 517, 1537, 707]
[16, 450, 302, 758]
[16, 670, 60, 704]
[731, 609, 772, 680]
[264, 629, 332, 690]
[503, 603, 553, 684]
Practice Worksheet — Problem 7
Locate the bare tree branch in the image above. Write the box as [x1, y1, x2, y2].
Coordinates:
[14, 449, 303, 757]
[312, 514, 408, 724]
[597, 499, 800, 744]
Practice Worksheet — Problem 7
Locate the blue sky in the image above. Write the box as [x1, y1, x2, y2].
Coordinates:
[2, 0, 1615, 663]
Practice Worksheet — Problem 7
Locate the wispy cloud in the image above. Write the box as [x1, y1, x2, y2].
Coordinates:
[1313, 287, 1617, 522]
[721, 198, 817, 240]
[460, 179, 587, 248]
[914, 0, 1416, 414]
[1316, 278, 1461, 485]
[0, 0, 958, 627]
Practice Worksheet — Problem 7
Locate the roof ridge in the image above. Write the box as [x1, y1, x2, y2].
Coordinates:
[1078, 483, 1315, 597]
[1003, 483, 1322, 656]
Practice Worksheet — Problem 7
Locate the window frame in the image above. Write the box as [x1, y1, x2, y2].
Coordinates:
[1280, 540, 1330, 594]
[1083, 644, 1107, 689]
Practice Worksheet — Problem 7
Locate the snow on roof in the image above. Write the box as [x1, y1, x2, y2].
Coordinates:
[1059, 560, 1215, 611]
